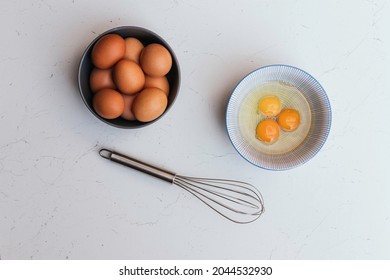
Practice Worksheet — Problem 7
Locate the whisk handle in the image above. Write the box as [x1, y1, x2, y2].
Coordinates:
[99, 149, 175, 183]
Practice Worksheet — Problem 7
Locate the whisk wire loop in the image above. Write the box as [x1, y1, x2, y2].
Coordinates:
[174, 176, 264, 224]
[175, 176, 261, 209]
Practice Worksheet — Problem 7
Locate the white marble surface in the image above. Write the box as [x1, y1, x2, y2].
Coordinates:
[1, 0, 389, 260]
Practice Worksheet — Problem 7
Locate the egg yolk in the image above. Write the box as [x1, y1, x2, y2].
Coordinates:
[256, 119, 280, 144]
[278, 109, 300, 131]
[258, 96, 281, 117]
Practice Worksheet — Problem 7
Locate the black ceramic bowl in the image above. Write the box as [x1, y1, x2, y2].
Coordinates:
[78, 26, 180, 128]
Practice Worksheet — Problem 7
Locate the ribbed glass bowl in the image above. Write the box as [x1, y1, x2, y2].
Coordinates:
[226, 65, 331, 170]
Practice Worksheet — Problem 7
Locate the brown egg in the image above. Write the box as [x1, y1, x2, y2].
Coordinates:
[91, 34, 126, 69]
[140, 43, 172, 77]
[93, 89, 124, 119]
[132, 87, 168, 122]
[121, 93, 137, 121]
[123, 37, 144, 64]
[89, 68, 116, 93]
[144, 75, 170, 95]
[113, 59, 145, 95]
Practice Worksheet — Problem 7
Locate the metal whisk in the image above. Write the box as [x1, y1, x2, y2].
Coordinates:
[99, 149, 264, 224]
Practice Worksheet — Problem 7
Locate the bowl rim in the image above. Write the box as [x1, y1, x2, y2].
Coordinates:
[225, 64, 332, 171]
[77, 25, 181, 129]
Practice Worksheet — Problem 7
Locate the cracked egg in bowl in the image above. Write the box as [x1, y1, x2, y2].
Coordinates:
[226, 65, 331, 170]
